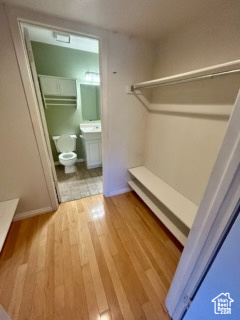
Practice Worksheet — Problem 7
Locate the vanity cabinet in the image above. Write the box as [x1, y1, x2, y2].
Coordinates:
[84, 140, 102, 169]
[80, 123, 102, 169]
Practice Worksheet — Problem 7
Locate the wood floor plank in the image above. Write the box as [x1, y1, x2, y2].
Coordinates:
[45, 222, 55, 319]
[112, 253, 148, 320]
[36, 214, 49, 272]
[130, 253, 169, 319]
[100, 309, 113, 320]
[0, 192, 181, 320]
[82, 263, 100, 320]
[62, 228, 78, 319]
[88, 221, 124, 320]
[78, 211, 89, 267]
[116, 222, 169, 319]
[146, 268, 168, 301]
[17, 217, 40, 320]
[142, 302, 158, 320]
[114, 195, 179, 288]
[70, 244, 89, 319]
[8, 263, 28, 320]
[83, 213, 109, 314]
[99, 235, 135, 320]
[54, 285, 65, 320]
[99, 218, 118, 256]
[54, 208, 64, 289]
[30, 269, 46, 320]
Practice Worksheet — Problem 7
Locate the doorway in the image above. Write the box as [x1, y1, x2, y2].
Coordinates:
[22, 23, 103, 203]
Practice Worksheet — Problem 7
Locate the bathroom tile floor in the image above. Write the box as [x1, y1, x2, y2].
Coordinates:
[55, 162, 103, 203]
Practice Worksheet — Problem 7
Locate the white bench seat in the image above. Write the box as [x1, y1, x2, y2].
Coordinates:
[128, 166, 198, 245]
[0, 199, 19, 253]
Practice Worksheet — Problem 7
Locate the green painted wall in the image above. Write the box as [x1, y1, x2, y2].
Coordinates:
[32, 41, 99, 79]
[31, 41, 99, 161]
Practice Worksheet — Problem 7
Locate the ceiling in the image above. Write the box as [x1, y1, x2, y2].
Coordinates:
[5, 0, 238, 42]
[25, 25, 99, 53]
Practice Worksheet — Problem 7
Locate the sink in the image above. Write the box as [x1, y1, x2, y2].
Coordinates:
[81, 127, 101, 133]
[80, 123, 101, 140]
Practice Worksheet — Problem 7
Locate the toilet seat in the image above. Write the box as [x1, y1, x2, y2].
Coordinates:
[59, 152, 77, 161]
[56, 134, 75, 153]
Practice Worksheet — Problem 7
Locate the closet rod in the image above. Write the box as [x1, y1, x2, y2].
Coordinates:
[131, 68, 240, 91]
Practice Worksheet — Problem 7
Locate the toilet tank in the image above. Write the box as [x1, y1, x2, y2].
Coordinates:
[52, 134, 77, 152]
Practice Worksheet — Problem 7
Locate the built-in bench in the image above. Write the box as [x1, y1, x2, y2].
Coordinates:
[0, 199, 19, 253]
[128, 166, 198, 245]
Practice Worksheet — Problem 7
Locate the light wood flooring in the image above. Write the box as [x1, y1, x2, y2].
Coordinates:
[0, 192, 182, 320]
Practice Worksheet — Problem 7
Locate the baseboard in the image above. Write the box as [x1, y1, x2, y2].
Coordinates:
[54, 158, 84, 165]
[76, 158, 84, 163]
[108, 187, 131, 197]
[14, 206, 53, 221]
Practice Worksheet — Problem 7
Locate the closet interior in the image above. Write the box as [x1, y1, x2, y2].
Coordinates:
[128, 60, 240, 245]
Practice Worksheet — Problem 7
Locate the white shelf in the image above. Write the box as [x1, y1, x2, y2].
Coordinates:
[128, 166, 198, 229]
[128, 180, 188, 245]
[132, 59, 240, 90]
[44, 103, 77, 106]
[0, 198, 19, 252]
[44, 97, 76, 101]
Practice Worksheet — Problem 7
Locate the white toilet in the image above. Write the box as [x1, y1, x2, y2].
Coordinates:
[52, 134, 77, 173]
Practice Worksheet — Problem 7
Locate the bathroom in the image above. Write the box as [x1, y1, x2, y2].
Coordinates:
[26, 25, 103, 202]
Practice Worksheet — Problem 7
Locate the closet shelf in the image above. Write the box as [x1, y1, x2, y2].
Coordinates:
[0, 198, 19, 252]
[44, 103, 77, 106]
[43, 95, 77, 108]
[44, 97, 76, 101]
[128, 166, 198, 230]
[131, 59, 240, 90]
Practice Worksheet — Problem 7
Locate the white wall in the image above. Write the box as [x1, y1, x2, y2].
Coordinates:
[0, 4, 155, 215]
[0, 5, 53, 215]
[107, 32, 155, 194]
[143, 4, 240, 205]
[153, 2, 240, 77]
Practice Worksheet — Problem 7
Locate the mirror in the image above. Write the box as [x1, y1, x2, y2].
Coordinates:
[78, 83, 101, 122]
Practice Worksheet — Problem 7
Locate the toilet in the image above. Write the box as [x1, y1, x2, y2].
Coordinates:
[52, 134, 77, 173]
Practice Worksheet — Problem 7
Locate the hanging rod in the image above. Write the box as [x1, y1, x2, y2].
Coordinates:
[131, 60, 240, 91]
[132, 69, 240, 90]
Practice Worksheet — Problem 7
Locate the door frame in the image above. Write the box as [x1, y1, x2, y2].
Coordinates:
[166, 91, 240, 319]
[23, 26, 62, 201]
[6, 5, 110, 209]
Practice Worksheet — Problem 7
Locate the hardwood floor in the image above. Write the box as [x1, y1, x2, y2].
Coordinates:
[0, 192, 182, 320]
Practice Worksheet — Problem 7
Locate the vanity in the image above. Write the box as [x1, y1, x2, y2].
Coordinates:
[80, 123, 102, 169]
[77, 80, 102, 169]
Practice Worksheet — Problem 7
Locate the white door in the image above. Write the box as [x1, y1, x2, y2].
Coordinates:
[184, 203, 240, 320]
[24, 28, 61, 201]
